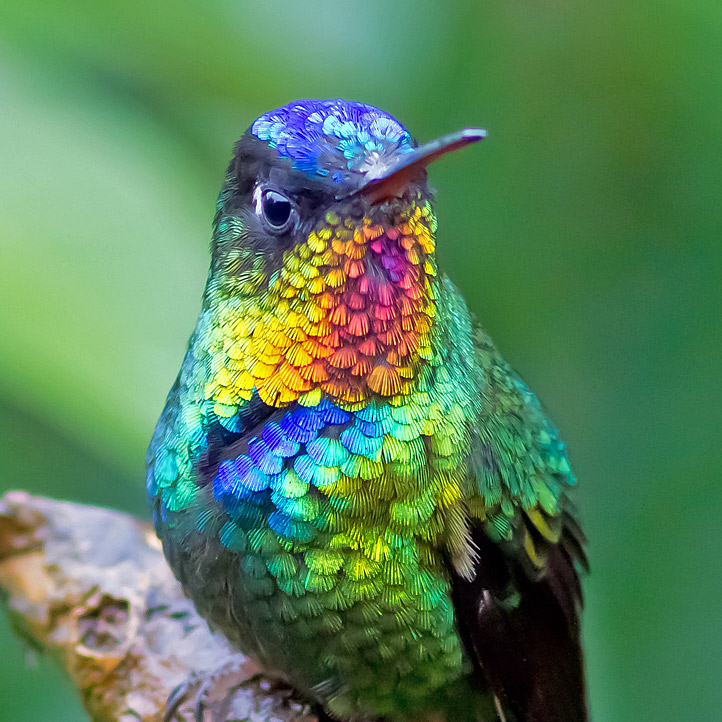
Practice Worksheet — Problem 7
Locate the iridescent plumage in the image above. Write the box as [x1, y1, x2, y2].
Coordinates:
[147, 99, 588, 722]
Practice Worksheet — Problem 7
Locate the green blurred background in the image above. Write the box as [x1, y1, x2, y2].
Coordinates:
[1, 1, 720, 720]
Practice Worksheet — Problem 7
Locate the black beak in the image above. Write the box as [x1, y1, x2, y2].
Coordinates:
[352, 128, 486, 202]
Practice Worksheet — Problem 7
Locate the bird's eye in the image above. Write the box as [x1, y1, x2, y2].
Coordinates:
[259, 188, 295, 233]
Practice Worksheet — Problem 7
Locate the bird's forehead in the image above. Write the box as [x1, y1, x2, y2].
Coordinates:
[250, 99, 416, 184]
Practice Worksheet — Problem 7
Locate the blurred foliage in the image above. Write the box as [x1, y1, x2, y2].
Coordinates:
[0, 1, 720, 720]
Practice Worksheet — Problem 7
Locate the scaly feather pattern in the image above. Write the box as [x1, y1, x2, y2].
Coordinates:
[147, 99, 588, 722]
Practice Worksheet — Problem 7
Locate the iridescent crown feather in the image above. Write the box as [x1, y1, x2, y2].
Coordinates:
[251, 99, 416, 182]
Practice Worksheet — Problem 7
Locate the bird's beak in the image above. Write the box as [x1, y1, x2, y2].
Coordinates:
[354, 128, 487, 203]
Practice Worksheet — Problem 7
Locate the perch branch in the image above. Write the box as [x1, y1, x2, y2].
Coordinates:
[0, 491, 318, 722]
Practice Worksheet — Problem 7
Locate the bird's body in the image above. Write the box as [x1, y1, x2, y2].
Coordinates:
[147, 100, 588, 722]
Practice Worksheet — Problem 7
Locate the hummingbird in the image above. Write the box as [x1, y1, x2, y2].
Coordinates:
[147, 99, 588, 722]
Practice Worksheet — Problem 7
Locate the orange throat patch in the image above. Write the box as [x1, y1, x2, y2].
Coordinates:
[204, 200, 440, 414]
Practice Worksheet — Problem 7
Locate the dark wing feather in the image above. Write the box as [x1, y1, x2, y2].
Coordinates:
[451, 518, 588, 722]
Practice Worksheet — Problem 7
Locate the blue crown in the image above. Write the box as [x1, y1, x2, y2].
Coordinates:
[251, 99, 415, 182]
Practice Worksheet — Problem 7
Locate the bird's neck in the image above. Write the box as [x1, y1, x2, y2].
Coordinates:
[197, 211, 454, 418]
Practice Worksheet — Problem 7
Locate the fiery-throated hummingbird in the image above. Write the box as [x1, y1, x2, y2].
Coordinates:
[147, 99, 588, 722]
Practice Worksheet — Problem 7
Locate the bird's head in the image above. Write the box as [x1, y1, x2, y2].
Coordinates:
[203, 99, 484, 415]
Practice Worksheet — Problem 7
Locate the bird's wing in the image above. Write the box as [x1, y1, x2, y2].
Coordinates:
[449, 329, 589, 722]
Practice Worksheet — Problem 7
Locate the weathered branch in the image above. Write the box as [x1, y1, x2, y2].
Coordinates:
[0, 491, 317, 722]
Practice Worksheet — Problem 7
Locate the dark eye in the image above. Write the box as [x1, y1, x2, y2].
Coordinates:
[260, 189, 294, 232]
